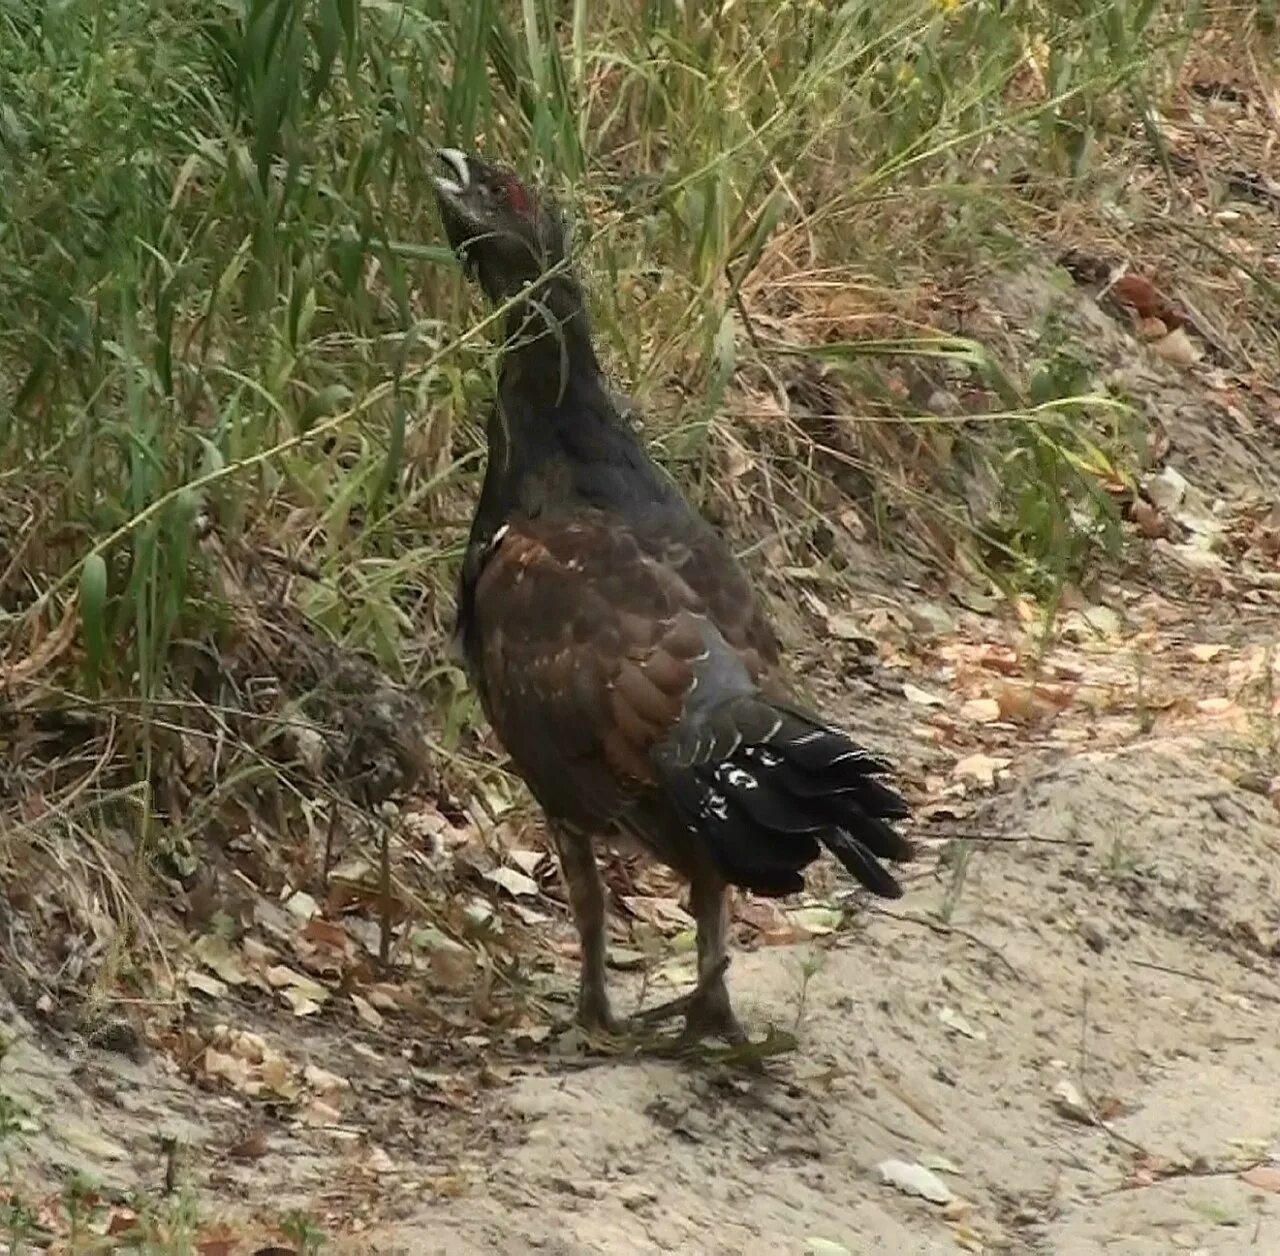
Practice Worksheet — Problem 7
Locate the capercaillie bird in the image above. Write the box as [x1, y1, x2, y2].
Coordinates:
[432, 147, 911, 1043]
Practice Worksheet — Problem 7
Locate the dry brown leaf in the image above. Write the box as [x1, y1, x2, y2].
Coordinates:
[184, 970, 229, 1000]
[300, 917, 350, 952]
[228, 1129, 269, 1160]
[260, 1052, 300, 1100]
[623, 896, 695, 930]
[351, 992, 384, 1029]
[953, 753, 1011, 788]
[1131, 499, 1168, 538]
[994, 680, 1072, 723]
[959, 697, 1002, 723]
[1241, 1165, 1280, 1194]
[107, 1209, 140, 1237]
[1196, 697, 1237, 716]
[204, 1046, 251, 1092]
[1150, 327, 1202, 367]
[304, 1062, 350, 1094]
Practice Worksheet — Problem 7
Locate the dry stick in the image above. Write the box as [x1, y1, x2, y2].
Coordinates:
[1077, 978, 1149, 1159]
[1130, 956, 1280, 1007]
[321, 799, 340, 889]
[378, 819, 393, 970]
[918, 830, 1091, 848]
[873, 907, 1022, 981]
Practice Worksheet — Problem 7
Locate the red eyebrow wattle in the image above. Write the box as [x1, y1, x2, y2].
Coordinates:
[504, 176, 529, 213]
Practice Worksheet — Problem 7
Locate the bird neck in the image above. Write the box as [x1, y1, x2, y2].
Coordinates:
[498, 272, 601, 410]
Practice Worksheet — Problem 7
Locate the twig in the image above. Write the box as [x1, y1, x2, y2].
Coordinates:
[322, 800, 339, 889]
[378, 819, 392, 970]
[1129, 956, 1280, 1007]
[1077, 978, 1149, 1158]
[1129, 956, 1216, 986]
[1101, 1158, 1271, 1196]
[919, 829, 1092, 848]
[873, 907, 1022, 981]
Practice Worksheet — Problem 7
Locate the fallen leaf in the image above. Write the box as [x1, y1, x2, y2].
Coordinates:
[959, 697, 1002, 723]
[193, 934, 249, 986]
[228, 1129, 269, 1160]
[877, 1158, 954, 1204]
[953, 753, 1011, 789]
[507, 849, 545, 877]
[1241, 1165, 1280, 1194]
[484, 866, 540, 899]
[803, 1241, 852, 1256]
[1196, 696, 1238, 717]
[204, 1047, 252, 1092]
[1131, 499, 1168, 538]
[509, 903, 552, 926]
[606, 947, 647, 971]
[952, 1223, 986, 1252]
[285, 889, 320, 922]
[939, 1006, 986, 1041]
[903, 683, 947, 707]
[994, 681, 1070, 723]
[300, 917, 350, 951]
[1081, 604, 1122, 637]
[1051, 1078, 1093, 1125]
[351, 992, 384, 1029]
[183, 970, 229, 999]
[107, 1209, 141, 1237]
[281, 988, 322, 1017]
[304, 1062, 350, 1094]
[825, 612, 874, 646]
[1150, 326, 1202, 367]
[787, 906, 844, 936]
[260, 1052, 300, 1100]
[623, 896, 695, 930]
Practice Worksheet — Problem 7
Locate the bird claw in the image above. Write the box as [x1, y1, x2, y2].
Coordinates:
[575, 989, 622, 1037]
[629, 956, 730, 1030]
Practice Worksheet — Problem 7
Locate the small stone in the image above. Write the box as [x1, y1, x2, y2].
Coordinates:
[1080, 919, 1108, 954]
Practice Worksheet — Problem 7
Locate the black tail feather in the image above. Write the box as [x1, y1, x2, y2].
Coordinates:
[654, 697, 911, 899]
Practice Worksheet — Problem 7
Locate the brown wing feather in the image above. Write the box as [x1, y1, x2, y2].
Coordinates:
[634, 519, 781, 686]
[470, 511, 712, 831]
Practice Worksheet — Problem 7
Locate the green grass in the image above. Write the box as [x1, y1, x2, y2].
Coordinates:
[0, 0, 1225, 977]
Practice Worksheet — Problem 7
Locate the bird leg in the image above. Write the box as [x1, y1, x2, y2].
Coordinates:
[681, 871, 746, 1045]
[551, 825, 618, 1034]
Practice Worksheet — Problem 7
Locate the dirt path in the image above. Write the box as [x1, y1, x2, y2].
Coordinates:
[8, 718, 1280, 1254]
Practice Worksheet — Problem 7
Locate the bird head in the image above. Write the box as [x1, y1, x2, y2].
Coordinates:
[431, 148, 569, 304]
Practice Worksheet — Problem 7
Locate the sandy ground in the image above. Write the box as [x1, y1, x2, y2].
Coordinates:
[7, 725, 1280, 1254]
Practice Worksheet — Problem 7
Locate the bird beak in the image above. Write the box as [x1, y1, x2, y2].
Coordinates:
[432, 147, 470, 199]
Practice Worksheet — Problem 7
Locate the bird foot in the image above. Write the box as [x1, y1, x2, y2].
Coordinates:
[679, 990, 747, 1047]
[630, 956, 731, 1030]
[575, 987, 622, 1037]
